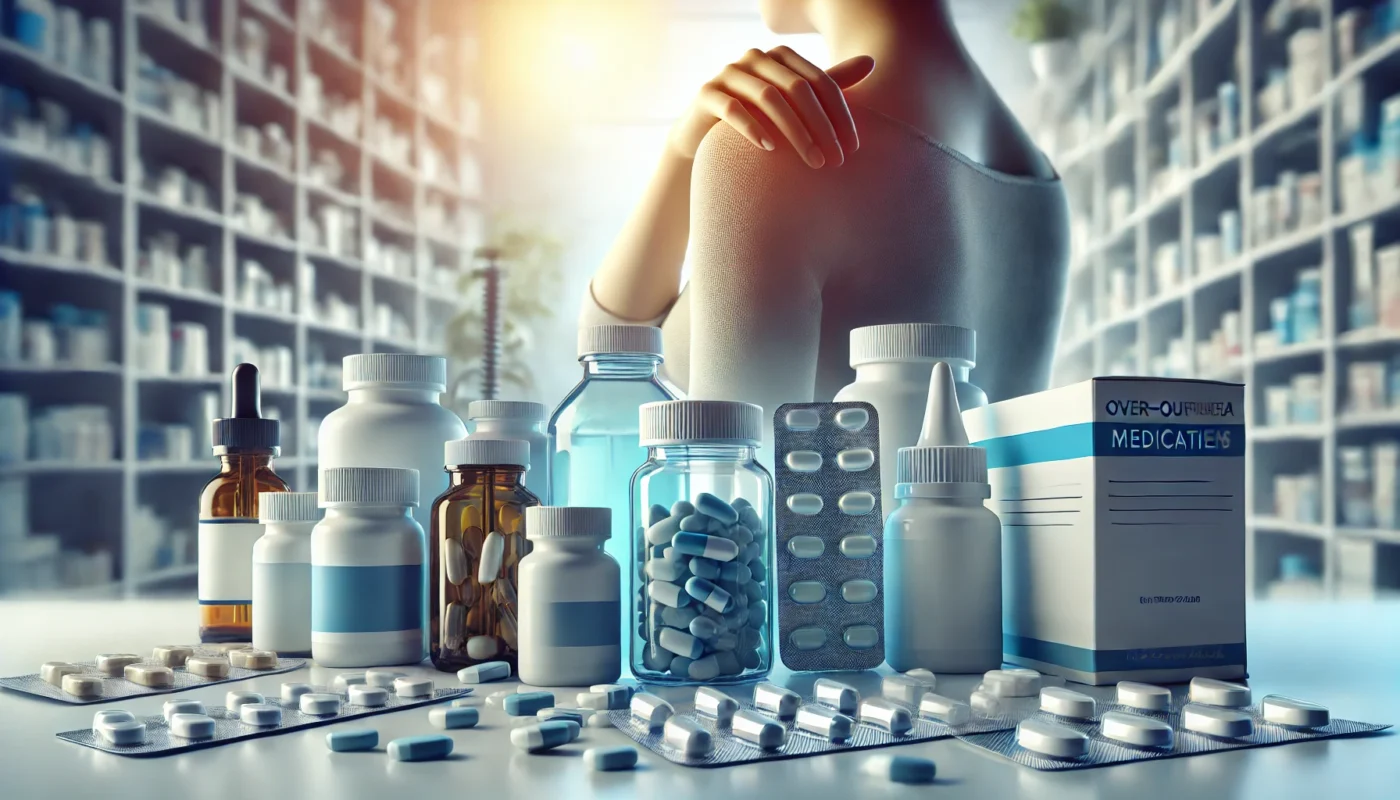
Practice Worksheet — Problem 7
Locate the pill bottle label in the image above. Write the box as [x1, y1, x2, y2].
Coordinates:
[539, 600, 621, 647]
[252, 562, 311, 653]
[198, 520, 262, 606]
[313, 565, 422, 635]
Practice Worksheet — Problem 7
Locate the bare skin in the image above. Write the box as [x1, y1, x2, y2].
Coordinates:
[590, 0, 1053, 325]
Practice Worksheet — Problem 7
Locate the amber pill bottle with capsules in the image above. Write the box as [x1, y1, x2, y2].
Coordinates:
[199, 364, 289, 643]
[430, 438, 538, 673]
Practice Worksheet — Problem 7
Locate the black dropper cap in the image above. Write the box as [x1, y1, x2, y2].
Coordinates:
[211, 363, 280, 455]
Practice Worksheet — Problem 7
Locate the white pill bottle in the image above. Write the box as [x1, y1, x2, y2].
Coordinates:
[884, 362, 1001, 673]
[253, 491, 321, 656]
[467, 400, 550, 503]
[517, 506, 620, 686]
[833, 324, 987, 518]
[311, 467, 424, 668]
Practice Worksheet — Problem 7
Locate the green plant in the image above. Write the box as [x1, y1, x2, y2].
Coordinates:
[1012, 0, 1079, 43]
[445, 217, 565, 411]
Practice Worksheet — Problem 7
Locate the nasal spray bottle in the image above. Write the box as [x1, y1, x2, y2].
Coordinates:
[884, 361, 1001, 672]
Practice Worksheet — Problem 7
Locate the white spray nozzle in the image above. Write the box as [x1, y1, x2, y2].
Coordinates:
[917, 361, 969, 447]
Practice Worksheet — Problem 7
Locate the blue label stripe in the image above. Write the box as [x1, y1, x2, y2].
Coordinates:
[1005, 634, 1247, 672]
[312, 565, 422, 634]
[542, 600, 620, 647]
[975, 423, 1246, 468]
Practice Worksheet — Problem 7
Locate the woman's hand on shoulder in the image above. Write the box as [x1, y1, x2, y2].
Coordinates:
[668, 47, 874, 169]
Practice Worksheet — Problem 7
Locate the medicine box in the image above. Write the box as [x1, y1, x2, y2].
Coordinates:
[962, 377, 1246, 686]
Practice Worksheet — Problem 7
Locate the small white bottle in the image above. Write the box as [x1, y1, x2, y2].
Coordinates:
[311, 467, 423, 668]
[517, 506, 620, 686]
[833, 324, 987, 518]
[467, 400, 550, 503]
[884, 362, 1001, 673]
[253, 491, 321, 656]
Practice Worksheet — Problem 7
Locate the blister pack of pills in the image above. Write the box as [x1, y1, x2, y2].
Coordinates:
[957, 677, 1391, 771]
[607, 676, 1013, 768]
[0, 645, 306, 704]
[772, 402, 884, 671]
[57, 678, 471, 757]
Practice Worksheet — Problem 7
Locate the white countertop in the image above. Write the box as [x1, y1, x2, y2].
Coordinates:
[0, 599, 1395, 800]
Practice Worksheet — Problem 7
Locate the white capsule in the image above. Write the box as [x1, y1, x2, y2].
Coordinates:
[1189, 677, 1251, 708]
[630, 693, 674, 729]
[919, 693, 971, 725]
[443, 538, 469, 585]
[882, 674, 929, 705]
[786, 536, 825, 559]
[96, 717, 147, 746]
[152, 645, 194, 667]
[240, 703, 282, 726]
[1116, 681, 1171, 711]
[185, 656, 230, 678]
[365, 669, 407, 688]
[169, 713, 216, 740]
[970, 689, 1009, 717]
[694, 687, 739, 724]
[349, 685, 389, 707]
[41, 662, 82, 686]
[663, 716, 714, 757]
[279, 683, 313, 705]
[466, 635, 500, 660]
[478, 531, 504, 584]
[1261, 695, 1330, 728]
[299, 693, 341, 715]
[984, 668, 1040, 697]
[795, 705, 854, 741]
[458, 661, 512, 683]
[786, 493, 824, 516]
[836, 447, 875, 472]
[225, 691, 264, 713]
[813, 678, 859, 714]
[95, 654, 141, 677]
[784, 408, 820, 431]
[332, 673, 368, 692]
[1101, 711, 1174, 747]
[1182, 704, 1254, 738]
[834, 407, 869, 431]
[394, 677, 434, 698]
[731, 709, 785, 749]
[1017, 718, 1088, 758]
[123, 664, 173, 687]
[61, 674, 102, 698]
[903, 668, 937, 688]
[859, 698, 913, 735]
[91, 709, 134, 735]
[753, 682, 800, 719]
[1040, 687, 1096, 719]
[837, 491, 876, 516]
[229, 648, 277, 669]
[784, 450, 822, 472]
[163, 699, 206, 722]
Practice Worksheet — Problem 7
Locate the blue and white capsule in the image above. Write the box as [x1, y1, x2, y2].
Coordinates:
[671, 532, 740, 563]
[511, 720, 579, 752]
[684, 576, 733, 613]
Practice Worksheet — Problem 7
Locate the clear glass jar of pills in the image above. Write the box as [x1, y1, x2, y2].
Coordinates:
[630, 400, 773, 684]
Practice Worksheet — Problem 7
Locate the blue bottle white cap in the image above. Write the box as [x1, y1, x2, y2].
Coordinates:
[577, 325, 663, 358]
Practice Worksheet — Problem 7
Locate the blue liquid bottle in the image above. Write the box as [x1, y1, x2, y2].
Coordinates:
[548, 326, 679, 635]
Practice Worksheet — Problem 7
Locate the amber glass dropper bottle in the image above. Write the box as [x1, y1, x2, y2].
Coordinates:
[198, 363, 289, 643]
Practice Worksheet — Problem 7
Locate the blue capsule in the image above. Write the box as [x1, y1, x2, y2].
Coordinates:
[326, 729, 379, 752]
[387, 735, 454, 762]
[502, 691, 555, 716]
[672, 532, 740, 562]
[695, 493, 738, 524]
[685, 576, 733, 613]
[585, 745, 639, 771]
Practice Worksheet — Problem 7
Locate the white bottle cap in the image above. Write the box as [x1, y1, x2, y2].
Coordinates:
[524, 507, 611, 539]
[849, 324, 976, 368]
[468, 400, 545, 422]
[342, 354, 447, 391]
[896, 362, 988, 487]
[258, 491, 322, 523]
[578, 325, 663, 358]
[319, 467, 420, 507]
[445, 437, 531, 469]
[639, 400, 762, 446]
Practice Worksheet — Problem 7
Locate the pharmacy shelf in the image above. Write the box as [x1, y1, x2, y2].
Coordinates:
[1039, 0, 1400, 597]
[0, 0, 484, 597]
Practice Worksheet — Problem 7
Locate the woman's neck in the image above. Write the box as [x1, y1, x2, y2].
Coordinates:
[810, 0, 969, 79]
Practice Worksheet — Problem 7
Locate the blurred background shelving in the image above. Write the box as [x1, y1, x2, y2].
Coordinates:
[0, 0, 484, 595]
[1036, 0, 1400, 600]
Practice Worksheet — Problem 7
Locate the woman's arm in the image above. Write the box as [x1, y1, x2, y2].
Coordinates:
[587, 49, 874, 322]
[686, 125, 824, 421]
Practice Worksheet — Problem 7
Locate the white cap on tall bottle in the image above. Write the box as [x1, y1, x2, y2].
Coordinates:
[342, 354, 447, 391]
[319, 467, 420, 507]
[578, 324, 663, 358]
[444, 437, 531, 469]
[467, 400, 545, 422]
[849, 324, 976, 370]
[896, 362, 988, 491]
